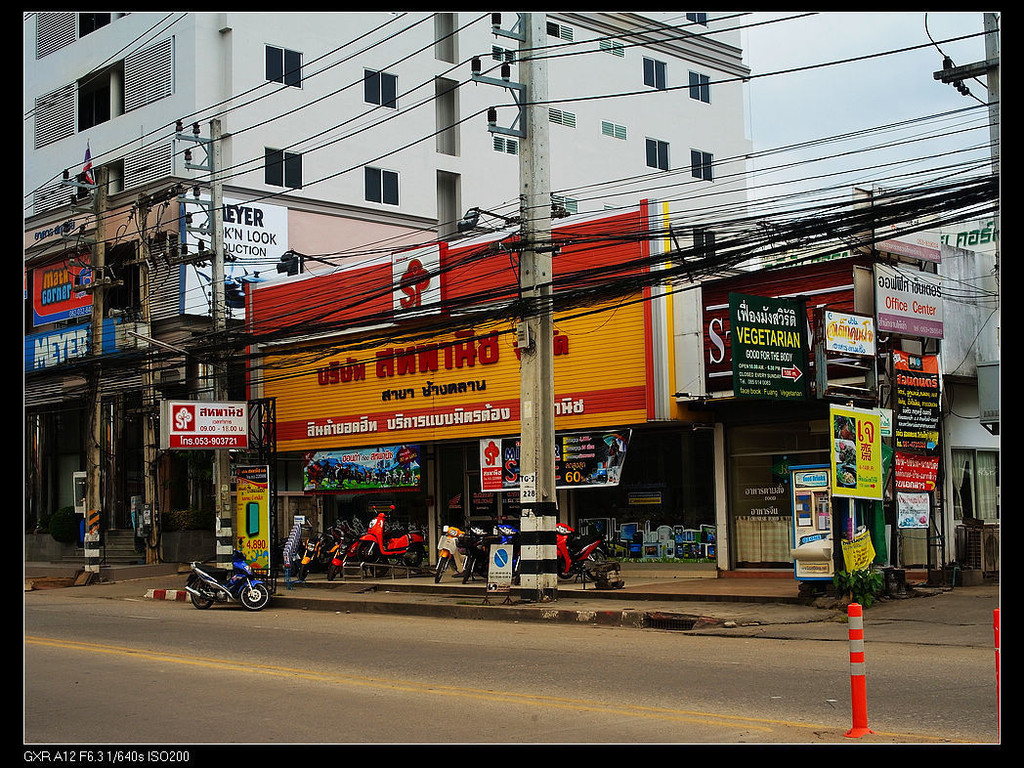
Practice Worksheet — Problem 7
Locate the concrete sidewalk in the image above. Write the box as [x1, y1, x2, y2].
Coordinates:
[24, 560, 1001, 645]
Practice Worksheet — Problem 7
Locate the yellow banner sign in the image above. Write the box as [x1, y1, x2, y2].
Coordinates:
[830, 405, 883, 500]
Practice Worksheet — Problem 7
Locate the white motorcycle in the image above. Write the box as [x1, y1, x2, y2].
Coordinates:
[434, 525, 467, 583]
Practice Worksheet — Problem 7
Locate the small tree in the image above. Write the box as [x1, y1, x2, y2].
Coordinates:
[49, 506, 79, 544]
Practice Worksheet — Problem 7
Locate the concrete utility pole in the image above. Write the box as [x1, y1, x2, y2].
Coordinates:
[84, 166, 109, 573]
[516, 13, 558, 601]
[208, 118, 234, 570]
[135, 193, 159, 563]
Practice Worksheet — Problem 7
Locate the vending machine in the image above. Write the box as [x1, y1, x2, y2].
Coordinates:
[789, 465, 834, 581]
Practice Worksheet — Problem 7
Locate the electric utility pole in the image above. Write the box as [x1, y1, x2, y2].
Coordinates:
[516, 13, 558, 602]
[177, 118, 232, 568]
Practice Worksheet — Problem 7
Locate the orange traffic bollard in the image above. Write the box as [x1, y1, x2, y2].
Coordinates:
[844, 602, 874, 738]
[994, 608, 1000, 737]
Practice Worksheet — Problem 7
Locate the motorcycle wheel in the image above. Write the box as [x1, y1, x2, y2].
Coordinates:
[556, 556, 575, 582]
[402, 547, 424, 568]
[462, 557, 477, 583]
[190, 592, 214, 609]
[434, 556, 449, 583]
[327, 562, 341, 581]
[239, 583, 271, 611]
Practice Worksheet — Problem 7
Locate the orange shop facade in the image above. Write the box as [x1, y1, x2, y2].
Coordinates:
[245, 206, 717, 565]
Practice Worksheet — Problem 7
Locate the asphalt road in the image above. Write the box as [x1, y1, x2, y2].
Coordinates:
[24, 582, 1001, 748]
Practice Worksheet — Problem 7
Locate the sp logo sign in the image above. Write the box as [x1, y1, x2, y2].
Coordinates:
[172, 404, 196, 431]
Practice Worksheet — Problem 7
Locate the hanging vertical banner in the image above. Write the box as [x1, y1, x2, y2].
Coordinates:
[235, 465, 271, 568]
[830, 405, 883, 500]
[892, 351, 940, 454]
[841, 527, 877, 572]
[728, 293, 808, 400]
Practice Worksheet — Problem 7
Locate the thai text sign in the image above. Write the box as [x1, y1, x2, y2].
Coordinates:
[823, 311, 875, 356]
[729, 293, 808, 400]
[161, 400, 249, 449]
[830, 405, 882, 500]
[874, 263, 943, 339]
[893, 351, 940, 454]
[841, 527, 876, 572]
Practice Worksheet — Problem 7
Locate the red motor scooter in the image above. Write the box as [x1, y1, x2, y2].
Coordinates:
[555, 523, 606, 581]
[341, 511, 427, 570]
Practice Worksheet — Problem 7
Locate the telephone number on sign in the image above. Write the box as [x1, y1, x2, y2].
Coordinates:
[170, 435, 246, 447]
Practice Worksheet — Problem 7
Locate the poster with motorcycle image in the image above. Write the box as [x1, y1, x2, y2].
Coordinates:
[829, 405, 882, 501]
[479, 429, 632, 492]
[303, 445, 422, 492]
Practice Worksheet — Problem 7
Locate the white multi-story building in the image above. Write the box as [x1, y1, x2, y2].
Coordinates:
[24, 11, 750, 553]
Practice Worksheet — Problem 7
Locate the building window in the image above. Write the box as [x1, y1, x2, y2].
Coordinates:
[602, 121, 627, 140]
[951, 449, 999, 522]
[548, 108, 576, 128]
[365, 166, 399, 205]
[364, 69, 398, 108]
[265, 148, 302, 188]
[493, 136, 518, 154]
[434, 13, 457, 63]
[643, 57, 667, 90]
[691, 149, 714, 181]
[686, 12, 709, 26]
[552, 194, 578, 215]
[646, 138, 670, 171]
[492, 45, 515, 63]
[266, 45, 302, 87]
[600, 38, 625, 57]
[547, 21, 574, 41]
[79, 13, 111, 37]
[78, 77, 110, 130]
[689, 71, 710, 103]
[694, 228, 715, 257]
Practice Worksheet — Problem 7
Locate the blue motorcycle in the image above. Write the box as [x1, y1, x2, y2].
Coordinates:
[185, 550, 271, 611]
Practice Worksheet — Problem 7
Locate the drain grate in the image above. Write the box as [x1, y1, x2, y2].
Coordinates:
[644, 612, 698, 631]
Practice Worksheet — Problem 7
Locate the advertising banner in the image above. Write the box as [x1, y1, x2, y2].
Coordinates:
[895, 453, 939, 492]
[31, 257, 93, 327]
[874, 262, 943, 339]
[728, 293, 808, 400]
[235, 465, 271, 568]
[841, 527, 877, 572]
[897, 491, 931, 529]
[830, 405, 883, 500]
[161, 400, 249, 449]
[303, 444, 422, 492]
[479, 429, 632, 492]
[893, 351, 940, 454]
[823, 311, 875, 356]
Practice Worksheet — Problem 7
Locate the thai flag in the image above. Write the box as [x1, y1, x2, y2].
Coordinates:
[82, 144, 94, 185]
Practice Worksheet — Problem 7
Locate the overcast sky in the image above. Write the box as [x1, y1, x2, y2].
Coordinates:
[739, 11, 995, 207]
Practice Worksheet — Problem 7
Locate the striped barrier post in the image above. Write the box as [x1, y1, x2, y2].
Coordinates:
[844, 602, 874, 738]
[84, 509, 102, 573]
[994, 608, 1000, 736]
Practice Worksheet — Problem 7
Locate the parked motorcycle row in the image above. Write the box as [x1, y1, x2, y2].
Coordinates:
[435, 521, 607, 584]
[280, 514, 609, 587]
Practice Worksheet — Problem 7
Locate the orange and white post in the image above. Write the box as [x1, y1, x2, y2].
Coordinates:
[845, 602, 874, 738]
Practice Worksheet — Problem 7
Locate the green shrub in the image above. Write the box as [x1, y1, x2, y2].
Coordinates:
[161, 508, 215, 532]
[833, 567, 884, 608]
[49, 506, 79, 544]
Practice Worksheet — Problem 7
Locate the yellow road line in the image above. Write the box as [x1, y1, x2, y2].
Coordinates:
[25, 635, 960, 741]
